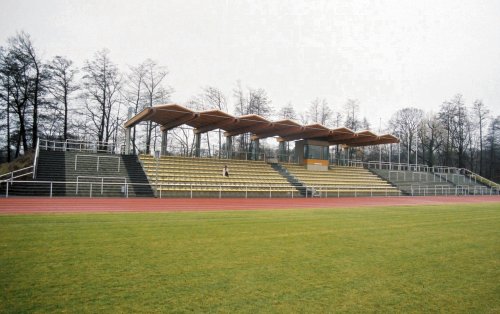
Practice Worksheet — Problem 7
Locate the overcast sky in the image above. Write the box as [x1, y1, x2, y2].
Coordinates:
[1, 0, 499, 129]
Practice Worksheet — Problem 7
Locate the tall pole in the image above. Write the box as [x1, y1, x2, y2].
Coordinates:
[407, 131, 410, 167]
[398, 141, 401, 164]
[379, 145, 382, 168]
[379, 117, 382, 168]
[415, 127, 418, 167]
[398, 131, 401, 166]
[124, 107, 133, 154]
[389, 144, 392, 170]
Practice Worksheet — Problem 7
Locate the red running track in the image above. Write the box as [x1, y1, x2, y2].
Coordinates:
[0, 196, 499, 214]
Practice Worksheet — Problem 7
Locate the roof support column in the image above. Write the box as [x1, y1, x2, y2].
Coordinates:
[125, 128, 131, 155]
[161, 129, 168, 156]
[347, 146, 350, 166]
[252, 139, 260, 161]
[194, 132, 201, 157]
[278, 141, 285, 162]
[124, 107, 133, 154]
[225, 136, 233, 159]
[379, 144, 382, 169]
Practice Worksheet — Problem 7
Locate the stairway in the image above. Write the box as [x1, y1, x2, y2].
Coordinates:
[271, 163, 312, 197]
[2, 151, 154, 197]
[368, 168, 488, 196]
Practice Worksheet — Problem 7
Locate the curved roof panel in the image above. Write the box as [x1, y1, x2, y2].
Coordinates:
[124, 103, 399, 147]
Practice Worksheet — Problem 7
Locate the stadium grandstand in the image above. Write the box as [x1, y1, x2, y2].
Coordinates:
[1, 103, 498, 198]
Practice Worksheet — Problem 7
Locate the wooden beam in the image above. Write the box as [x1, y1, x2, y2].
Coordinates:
[346, 138, 399, 147]
[224, 122, 273, 137]
[194, 118, 238, 134]
[279, 129, 330, 142]
[252, 125, 303, 140]
[160, 113, 199, 131]
[124, 107, 156, 128]
[329, 135, 378, 145]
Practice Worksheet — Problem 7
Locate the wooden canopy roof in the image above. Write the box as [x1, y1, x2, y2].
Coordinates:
[124, 103, 399, 147]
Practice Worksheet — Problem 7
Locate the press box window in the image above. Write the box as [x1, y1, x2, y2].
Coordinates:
[304, 145, 329, 160]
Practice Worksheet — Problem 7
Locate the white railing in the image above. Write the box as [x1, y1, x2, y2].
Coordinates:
[74, 155, 121, 172]
[404, 184, 497, 196]
[39, 139, 117, 154]
[76, 176, 127, 196]
[366, 161, 433, 172]
[2, 179, 499, 198]
[462, 169, 500, 189]
[0, 166, 34, 183]
[366, 160, 499, 187]
[33, 138, 40, 179]
[150, 144, 267, 161]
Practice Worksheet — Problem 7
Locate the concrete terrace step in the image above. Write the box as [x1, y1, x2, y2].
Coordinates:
[27, 150, 155, 197]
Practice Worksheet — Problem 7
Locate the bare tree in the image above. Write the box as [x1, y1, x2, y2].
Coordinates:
[0, 47, 13, 161]
[438, 94, 470, 168]
[187, 86, 228, 157]
[278, 103, 297, 120]
[0, 42, 31, 156]
[419, 113, 443, 166]
[82, 49, 122, 145]
[232, 81, 248, 152]
[202, 86, 227, 157]
[123, 63, 147, 154]
[472, 100, 490, 175]
[277, 102, 298, 155]
[344, 99, 361, 131]
[47, 56, 78, 140]
[389, 107, 424, 165]
[232, 82, 272, 152]
[485, 116, 500, 180]
[8, 32, 45, 147]
[142, 59, 172, 154]
[332, 111, 343, 128]
[308, 98, 332, 125]
[455, 98, 470, 168]
[362, 117, 371, 130]
[0, 32, 52, 157]
[247, 88, 272, 117]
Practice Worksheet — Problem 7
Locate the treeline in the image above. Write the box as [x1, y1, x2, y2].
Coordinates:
[0, 32, 499, 181]
[0, 32, 172, 160]
[388, 96, 499, 179]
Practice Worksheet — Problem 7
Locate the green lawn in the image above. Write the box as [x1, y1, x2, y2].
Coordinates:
[1, 203, 499, 313]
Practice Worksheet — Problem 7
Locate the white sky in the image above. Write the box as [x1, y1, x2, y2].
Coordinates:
[1, 0, 499, 129]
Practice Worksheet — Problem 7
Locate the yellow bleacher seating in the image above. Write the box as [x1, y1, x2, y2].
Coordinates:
[283, 164, 400, 196]
[139, 155, 297, 197]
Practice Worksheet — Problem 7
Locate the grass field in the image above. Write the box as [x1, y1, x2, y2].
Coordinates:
[1, 203, 499, 313]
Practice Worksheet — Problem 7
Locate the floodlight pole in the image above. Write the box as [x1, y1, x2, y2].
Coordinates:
[378, 117, 382, 168]
[389, 144, 392, 170]
[379, 145, 382, 169]
[415, 127, 418, 167]
[398, 132, 401, 165]
[407, 132, 410, 167]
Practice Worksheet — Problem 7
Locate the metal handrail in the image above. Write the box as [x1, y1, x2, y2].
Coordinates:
[0, 166, 34, 183]
[33, 138, 40, 179]
[39, 139, 117, 154]
[2, 178, 500, 198]
[462, 169, 500, 189]
[74, 154, 121, 171]
[76, 176, 127, 195]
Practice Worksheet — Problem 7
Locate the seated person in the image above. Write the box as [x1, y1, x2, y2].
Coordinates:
[222, 165, 229, 177]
